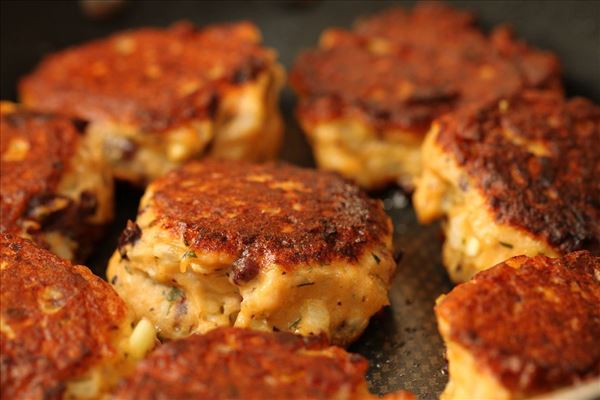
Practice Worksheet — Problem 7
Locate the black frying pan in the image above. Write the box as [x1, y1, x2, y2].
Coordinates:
[1, 1, 598, 398]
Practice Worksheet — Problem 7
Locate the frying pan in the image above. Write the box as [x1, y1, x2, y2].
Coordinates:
[1, 1, 599, 398]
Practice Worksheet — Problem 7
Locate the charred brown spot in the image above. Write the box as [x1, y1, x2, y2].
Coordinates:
[4, 307, 28, 320]
[78, 191, 98, 217]
[26, 194, 72, 224]
[118, 220, 142, 259]
[207, 92, 220, 119]
[231, 253, 260, 284]
[71, 118, 89, 134]
[232, 57, 265, 84]
[407, 87, 458, 104]
[7, 242, 22, 252]
[320, 220, 338, 244]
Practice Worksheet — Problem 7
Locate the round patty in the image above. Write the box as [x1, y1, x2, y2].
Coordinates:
[289, 3, 561, 190]
[0, 102, 113, 260]
[112, 327, 414, 400]
[19, 21, 284, 185]
[0, 234, 131, 399]
[435, 251, 600, 399]
[107, 160, 395, 345]
[291, 3, 560, 135]
[414, 91, 599, 282]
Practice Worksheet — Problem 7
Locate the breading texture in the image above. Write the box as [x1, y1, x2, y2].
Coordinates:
[112, 327, 415, 400]
[152, 160, 391, 271]
[19, 21, 284, 184]
[435, 252, 600, 399]
[0, 102, 113, 260]
[108, 160, 395, 345]
[0, 234, 129, 400]
[434, 92, 599, 253]
[290, 3, 561, 189]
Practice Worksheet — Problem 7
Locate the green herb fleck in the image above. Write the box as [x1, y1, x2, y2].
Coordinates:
[182, 250, 197, 260]
[297, 281, 315, 288]
[124, 265, 133, 274]
[288, 317, 302, 330]
[499, 241, 514, 249]
[166, 287, 184, 302]
[372, 253, 381, 264]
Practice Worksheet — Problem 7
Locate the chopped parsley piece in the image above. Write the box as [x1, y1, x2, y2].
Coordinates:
[372, 253, 381, 264]
[297, 281, 315, 288]
[166, 287, 184, 302]
[499, 241, 514, 249]
[288, 317, 302, 330]
[182, 250, 197, 260]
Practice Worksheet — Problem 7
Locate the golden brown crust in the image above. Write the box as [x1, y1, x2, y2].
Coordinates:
[1, 105, 82, 233]
[290, 3, 561, 135]
[434, 91, 600, 253]
[143, 160, 391, 282]
[436, 252, 600, 396]
[0, 234, 128, 400]
[113, 327, 372, 399]
[20, 21, 275, 133]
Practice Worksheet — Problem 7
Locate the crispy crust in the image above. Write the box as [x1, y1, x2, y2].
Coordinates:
[436, 252, 600, 396]
[144, 160, 391, 280]
[0, 234, 128, 400]
[19, 21, 275, 133]
[434, 91, 600, 253]
[1, 104, 82, 233]
[113, 327, 394, 400]
[290, 3, 561, 136]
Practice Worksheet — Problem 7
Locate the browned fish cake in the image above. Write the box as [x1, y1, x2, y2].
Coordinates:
[0, 102, 113, 260]
[112, 327, 414, 400]
[435, 252, 600, 399]
[414, 91, 600, 282]
[20, 21, 284, 185]
[107, 160, 396, 345]
[290, 3, 561, 190]
[0, 234, 145, 399]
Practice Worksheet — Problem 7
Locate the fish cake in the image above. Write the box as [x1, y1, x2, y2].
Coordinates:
[290, 3, 560, 190]
[414, 91, 599, 282]
[435, 252, 600, 399]
[112, 327, 414, 400]
[20, 21, 285, 185]
[107, 160, 395, 346]
[0, 102, 113, 260]
[0, 234, 155, 399]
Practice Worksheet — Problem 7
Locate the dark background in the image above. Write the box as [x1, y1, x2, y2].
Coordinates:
[1, 1, 599, 398]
